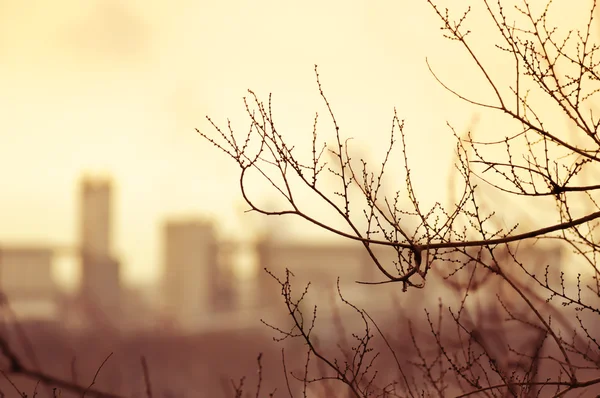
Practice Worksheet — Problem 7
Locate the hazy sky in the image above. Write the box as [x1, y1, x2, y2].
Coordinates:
[0, 1, 586, 287]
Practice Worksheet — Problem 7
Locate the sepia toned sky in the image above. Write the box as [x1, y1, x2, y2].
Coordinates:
[0, 0, 588, 287]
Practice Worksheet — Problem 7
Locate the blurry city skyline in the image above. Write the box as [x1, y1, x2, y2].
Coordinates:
[0, 0, 588, 288]
[0, 173, 417, 333]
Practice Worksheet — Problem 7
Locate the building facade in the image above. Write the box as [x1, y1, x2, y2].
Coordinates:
[162, 219, 220, 332]
[255, 239, 388, 311]
[0, 246, 58, 320]
[78, 177, 121, 327]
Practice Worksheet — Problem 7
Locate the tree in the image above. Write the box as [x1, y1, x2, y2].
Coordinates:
[199, 0, 600, 397]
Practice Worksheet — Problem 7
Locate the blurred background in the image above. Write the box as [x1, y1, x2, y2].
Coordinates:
[0, 0, 587, 396]
[0, 0, 486, 290]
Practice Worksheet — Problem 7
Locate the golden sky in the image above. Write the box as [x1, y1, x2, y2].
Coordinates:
[0, 1, 587, 287]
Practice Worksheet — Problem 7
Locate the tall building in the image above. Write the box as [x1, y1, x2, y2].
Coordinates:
[80, 177, 111, 257]
[162, 219, 220, 332]
[79, 177, 121, 328]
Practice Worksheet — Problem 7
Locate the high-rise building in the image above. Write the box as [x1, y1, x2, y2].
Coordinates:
[80, 177, 111, 257]
[78, 176, 121, 328]
[162, 219, 219, 332]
